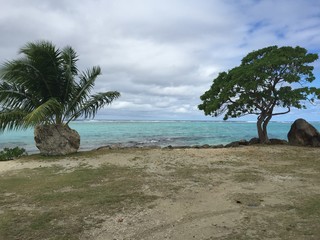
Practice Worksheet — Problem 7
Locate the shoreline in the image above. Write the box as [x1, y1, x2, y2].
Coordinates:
[0, 137, 297, 156]
[95, 137, 289, 151]
[3, 121, 312, 153]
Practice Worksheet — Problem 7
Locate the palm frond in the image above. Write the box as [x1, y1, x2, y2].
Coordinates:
[1, 59, 40, 85]
[23, 98, 62, 126]
[61, 46, 78, 75]
[66, 91, 120, 123]
[0, 81, 36, 111]
[19, 41, 64, 99]
[1, 57, 56, 102]
[78, 66, 101, 99]
[19, 40, 57, 57]
[60, 46, 78, 103]
[64, 66, 101, 119]
[0, 109, 28, 132]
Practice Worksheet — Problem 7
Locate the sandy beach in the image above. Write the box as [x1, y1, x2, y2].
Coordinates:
[1, 145, 320, 239]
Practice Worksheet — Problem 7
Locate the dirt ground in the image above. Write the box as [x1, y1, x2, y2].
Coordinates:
[1, 145, 320, 240]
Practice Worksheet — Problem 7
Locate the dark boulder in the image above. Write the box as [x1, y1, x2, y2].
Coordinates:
[269, 139, 288, 145]
[34, 124, 80, 155]
[225, 141, 240, 148]
[201, 144, 211, 148]
[249, 137, 260, 145]
[239, 139, 249, 146]
[211, 144, 224, 148]
[287, 119, 320, 147]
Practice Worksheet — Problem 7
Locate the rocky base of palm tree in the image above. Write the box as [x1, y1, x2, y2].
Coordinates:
[34, 124, 80, 155]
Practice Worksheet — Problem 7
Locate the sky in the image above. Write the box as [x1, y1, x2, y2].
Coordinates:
[1, 0, 320, 122]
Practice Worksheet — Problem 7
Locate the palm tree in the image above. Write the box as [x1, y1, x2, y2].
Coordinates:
[0, 40, 120, 155]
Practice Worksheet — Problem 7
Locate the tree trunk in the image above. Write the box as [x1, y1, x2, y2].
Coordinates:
[257, 114, 271, 144]
[262, 115, 272, 143]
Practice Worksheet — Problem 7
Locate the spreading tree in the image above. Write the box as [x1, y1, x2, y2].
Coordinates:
[199, 46, 318, 143]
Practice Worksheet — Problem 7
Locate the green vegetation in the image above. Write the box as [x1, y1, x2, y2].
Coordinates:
[233, 170, 265, 183]
[199, 46, 319, 143]
[0, 40, 120, 130]
[0, 164, 157, 240]
[0, 147, 27, 161]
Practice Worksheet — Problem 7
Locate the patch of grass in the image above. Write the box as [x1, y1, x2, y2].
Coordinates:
[210, 160, 246, 167]
[263, 161, 320, 180]
[233, 170, 265, 183]
[0, 164, 158, 240]
[226, 191, 320, 240]
[145, 165, 223, 197]
[171, 165, 221, 184]
[297, 194, 320, 218]
[20, 148, 109, 162]
[262, 164, 296, 175]
[22, 148, 145, 162]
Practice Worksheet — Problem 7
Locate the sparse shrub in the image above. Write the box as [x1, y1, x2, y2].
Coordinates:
[0, 147, 27, 161]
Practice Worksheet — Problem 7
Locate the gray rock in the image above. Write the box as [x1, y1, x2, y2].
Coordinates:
[239, 139, 249, 146]
[96, 145, 112, 151]
[192, 145, 201, 149]
[211, 144, 224, 148]
[287, 119, 320, 147]
[34, 124, 80, 155]
[201, 144, 211, 148]
[269, 138, 288, 145]
[225, 141, 240, 148]
[249, 137, 260, 145]
[165, 145, 174, 149]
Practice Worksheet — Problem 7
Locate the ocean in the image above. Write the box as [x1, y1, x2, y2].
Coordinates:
[1, 120, 320, 153]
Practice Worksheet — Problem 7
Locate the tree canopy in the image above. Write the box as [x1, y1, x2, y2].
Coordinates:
[0, 41, 120, 131]
[199, 45, 319, 143]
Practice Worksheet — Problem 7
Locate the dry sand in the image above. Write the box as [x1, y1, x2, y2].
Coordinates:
[1, 145, 320, 239]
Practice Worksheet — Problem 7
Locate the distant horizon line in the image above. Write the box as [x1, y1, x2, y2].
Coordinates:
[71, 119, 320, 123]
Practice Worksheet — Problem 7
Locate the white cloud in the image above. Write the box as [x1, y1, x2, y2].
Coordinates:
[0, 0, 320, 121]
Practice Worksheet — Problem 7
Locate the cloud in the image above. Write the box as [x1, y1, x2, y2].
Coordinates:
[1, 0, 320, 121]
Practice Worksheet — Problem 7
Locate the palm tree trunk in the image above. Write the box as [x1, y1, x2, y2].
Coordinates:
[55, 113, 63, 125]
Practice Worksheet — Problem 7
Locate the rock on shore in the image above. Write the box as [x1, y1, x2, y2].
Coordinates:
[288, 118, 320, 147]
[34, 124, 80, 155]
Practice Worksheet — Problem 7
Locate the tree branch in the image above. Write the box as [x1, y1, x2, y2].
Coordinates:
[271, 107, 290, 116]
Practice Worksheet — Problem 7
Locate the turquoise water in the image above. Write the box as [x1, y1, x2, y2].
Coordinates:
[1, 121, 319, 153]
